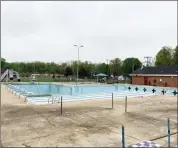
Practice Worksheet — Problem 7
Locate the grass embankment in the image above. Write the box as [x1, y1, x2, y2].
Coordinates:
[20, 77, 96, 83]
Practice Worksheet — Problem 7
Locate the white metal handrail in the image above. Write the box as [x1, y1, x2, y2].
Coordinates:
[24, 92, 33, 102]
[53, 94, 61, 104]
[48, 95, 53, 104]
[48, 94, 61, 104]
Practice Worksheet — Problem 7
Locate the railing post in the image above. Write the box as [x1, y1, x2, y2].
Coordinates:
[168, 118, 171, 147]
[61, 96, 63, 115]
[112, 93, 114, 108]
[52, 96, 54, 104]
[25, 96, 27, 102]
[122, 125, 125, 148]
[125, 96, 127, 113]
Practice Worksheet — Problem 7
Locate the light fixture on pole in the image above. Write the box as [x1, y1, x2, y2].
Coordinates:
[73, 44, 84, 86]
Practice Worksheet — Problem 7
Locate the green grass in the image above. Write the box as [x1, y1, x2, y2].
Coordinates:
[55, 78, 96, 82]
[20, 77, 96, 82]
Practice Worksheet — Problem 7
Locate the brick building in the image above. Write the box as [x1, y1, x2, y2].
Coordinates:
[129, 65, 178, 88]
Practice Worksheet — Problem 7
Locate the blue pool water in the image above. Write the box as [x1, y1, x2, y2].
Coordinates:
[6, 84, 177, 104]
[10, 84, 127, 95]
[10, 84, 176, 96]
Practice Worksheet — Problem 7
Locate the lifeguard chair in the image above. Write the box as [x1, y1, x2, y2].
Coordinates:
[30, 74, 40, 83]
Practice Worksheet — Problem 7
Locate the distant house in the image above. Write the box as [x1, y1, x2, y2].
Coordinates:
[117, 75, 130, 81]
[129, 65, 178, 87]
[118, 75, 124, 80]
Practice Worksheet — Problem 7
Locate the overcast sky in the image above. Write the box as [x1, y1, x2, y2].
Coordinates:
[1, 1, 177, 64]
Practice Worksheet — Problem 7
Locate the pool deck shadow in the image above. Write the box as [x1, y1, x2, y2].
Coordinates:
[1, 85, 178, 147]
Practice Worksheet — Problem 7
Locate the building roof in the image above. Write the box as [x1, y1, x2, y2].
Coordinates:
[94, 73, 108, 77]
[130, 65, 178, 76]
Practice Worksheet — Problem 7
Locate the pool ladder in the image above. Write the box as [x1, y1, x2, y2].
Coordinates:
[48, 94, 61, 104]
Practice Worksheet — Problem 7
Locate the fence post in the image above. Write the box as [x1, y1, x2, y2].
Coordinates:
[112, 93, 114, 108]
[125, 96, 127, 113]
[61, 96, 63, 115]
[122, 125, 125, 148]
[168, 118, 170, 147]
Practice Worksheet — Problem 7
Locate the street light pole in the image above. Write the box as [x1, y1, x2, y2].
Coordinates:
[77, 46, 79, 86]
[106, 59, 109, 74]
[73, 45, 84, 86]
[106, 59, 109, 83]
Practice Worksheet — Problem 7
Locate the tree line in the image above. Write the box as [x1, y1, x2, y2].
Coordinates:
[1, 45, 177, 77]
[1, 58, 142, 77]
[155, 46, 178, 66]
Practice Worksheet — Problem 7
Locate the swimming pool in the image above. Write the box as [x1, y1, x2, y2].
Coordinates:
[9, 84, 126, 95]
[5, 83, 177, 104]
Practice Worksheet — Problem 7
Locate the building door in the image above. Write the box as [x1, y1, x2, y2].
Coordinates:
[144, 77, 148, 85]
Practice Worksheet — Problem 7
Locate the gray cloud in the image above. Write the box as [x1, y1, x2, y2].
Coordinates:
[1, 1, 177, 63]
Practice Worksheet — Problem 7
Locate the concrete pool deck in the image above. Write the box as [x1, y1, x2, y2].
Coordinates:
[1, 84, 178, 147]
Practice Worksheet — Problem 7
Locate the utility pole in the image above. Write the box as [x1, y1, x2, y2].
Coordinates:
[144, 56, 152, 67]
[132, 58, 135, 72]
[132, 64, 134, 72]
